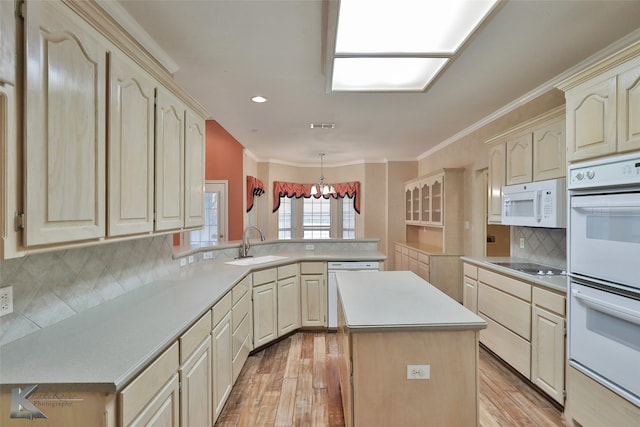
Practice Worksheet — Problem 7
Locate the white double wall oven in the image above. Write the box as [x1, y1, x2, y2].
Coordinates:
[568, 152, 640, 407]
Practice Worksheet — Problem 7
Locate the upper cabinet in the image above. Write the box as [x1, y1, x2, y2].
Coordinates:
[558, 40, 640, 162]
[4, 0, 209, 257]
[24, 0, 107, 246]
[486, 107, 566, 224]
[108, 50, 156, 237]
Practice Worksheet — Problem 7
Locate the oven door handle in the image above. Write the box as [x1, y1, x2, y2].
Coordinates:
[571, 200, 640, 209]
[572, 290, 640, 326]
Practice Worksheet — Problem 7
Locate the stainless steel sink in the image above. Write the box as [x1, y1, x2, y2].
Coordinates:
[490, 261, 566, 276]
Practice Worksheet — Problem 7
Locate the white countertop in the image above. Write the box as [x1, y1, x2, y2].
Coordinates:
[0, 250, 384, 392]
[337, 271, 486, 331]
[460, 256, 568, 292]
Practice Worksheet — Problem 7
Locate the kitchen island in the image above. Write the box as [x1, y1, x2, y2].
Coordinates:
[337, 271, 486, 427]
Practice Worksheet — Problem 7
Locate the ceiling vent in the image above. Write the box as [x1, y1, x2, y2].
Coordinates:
[310, 123, 336, 129]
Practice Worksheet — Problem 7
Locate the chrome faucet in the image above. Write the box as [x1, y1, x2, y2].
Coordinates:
[239, 226, 265, 258]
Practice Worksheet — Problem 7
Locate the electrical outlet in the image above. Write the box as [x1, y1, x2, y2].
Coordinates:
[407, 364, 430, 380]
[203, 252, 213, 260]
[188, 255, 195, 264]
[0, 286, 14, 317]
[519, 237, 525, 249]
[305, 244, 315, 250]
[179, 258, 188, 268]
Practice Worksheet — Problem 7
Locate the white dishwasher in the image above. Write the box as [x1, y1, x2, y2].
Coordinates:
[327, 261, 380, 328]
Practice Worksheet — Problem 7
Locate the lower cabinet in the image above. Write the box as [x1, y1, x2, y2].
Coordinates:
[277, 264, 301, 336]
[119, 342, 180, 427]
[253, 268, 278, 348]
[212, 300, 233, 422]
[300, 262, 328, 327]
[232, 275, 253, 383]
[462, 263, 478, 314]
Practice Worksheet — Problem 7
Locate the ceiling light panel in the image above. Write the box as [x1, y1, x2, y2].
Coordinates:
[332, 57, 448, 91]
[335, 0, 498, 54]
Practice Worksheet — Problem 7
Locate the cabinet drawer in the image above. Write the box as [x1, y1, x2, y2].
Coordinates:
[300, 261, 326, 275]
[401, 246, 408, 256]
[480, 315, 531, 379]
[463, 263, 478, 280]
[417, 252, 429, 264]
[478, 268, 532, 302]
[232, 275, 251, 305]
[212, 292, 232, 328]
[232, 291, 251, 332]
[120, 342, 179, 426]
[277, 263, 298, 279]
[179, 311, 212, 364]
[232, 313, 251, 358]
[533, 287, 566, 316]
[253, 268, 277, 286]
[408, 249, 418, 260]
[478, 283, 531, 340]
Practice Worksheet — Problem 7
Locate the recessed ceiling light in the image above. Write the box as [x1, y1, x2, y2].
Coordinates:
[251, 96, 267, 103]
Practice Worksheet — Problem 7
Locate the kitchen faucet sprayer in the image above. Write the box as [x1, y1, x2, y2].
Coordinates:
[239, 226, 265, 258]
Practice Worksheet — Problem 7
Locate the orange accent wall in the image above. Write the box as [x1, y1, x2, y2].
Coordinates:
[206, 120, 244, 241]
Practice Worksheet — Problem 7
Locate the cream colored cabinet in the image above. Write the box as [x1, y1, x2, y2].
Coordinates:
[108, 49, 156, 237]
[487, 142, 506, 224]
[155, 88, 185, 231]
[0, 0, 16, 85]
[506, 133, 533, 185]
[478, 268, 532, 378]
[532, 119, 566, 181]
[277, 264, 300, 336]
[24, 0, 107, 245]
[179, 312, 212, 427]
[407, 248, 418, 274]
[0, 82, 19, 260]
[120, 342, 180, 427]
[558, 44, 640, 161]
[252, 268, 278, 348]
[184, 109, 205, 229]
[462, 263, 478, 314]
[417, 252, 429, 282]
[300, 262, 327, 327]
[212, 301, 232, 422]
[531, 287, 565, 405]
[231, 275, 252, 383]
[404, 180, 420, 224]
[420, 174, 444, 225]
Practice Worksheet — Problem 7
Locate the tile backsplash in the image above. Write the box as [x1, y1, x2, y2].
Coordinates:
[510, 226, 567, 268]
[0, 235, 178, 346]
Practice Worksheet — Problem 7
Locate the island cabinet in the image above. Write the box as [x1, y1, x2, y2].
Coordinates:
[300, 262, 328, 327]
[211, 292, 233, 422]
[557, 41, 640, 162]
[337, 271, 486, 427]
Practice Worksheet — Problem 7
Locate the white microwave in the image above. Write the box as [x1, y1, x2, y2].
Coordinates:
[501, 178, 566, 228]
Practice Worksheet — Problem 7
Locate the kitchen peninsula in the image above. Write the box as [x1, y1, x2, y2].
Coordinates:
[336, 271, 486, 427]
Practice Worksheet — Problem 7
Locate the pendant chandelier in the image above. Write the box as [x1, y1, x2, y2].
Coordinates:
[310, 153, 336, 196]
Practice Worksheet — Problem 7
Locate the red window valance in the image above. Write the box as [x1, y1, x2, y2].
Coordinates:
[246, 176, 265, 212]
[272, 181, 361, 214]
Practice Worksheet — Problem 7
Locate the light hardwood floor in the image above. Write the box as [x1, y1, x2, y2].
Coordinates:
[215, 332, 564, 427]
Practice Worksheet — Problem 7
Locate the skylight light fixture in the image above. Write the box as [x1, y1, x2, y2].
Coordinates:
[329, 0, 499, 92]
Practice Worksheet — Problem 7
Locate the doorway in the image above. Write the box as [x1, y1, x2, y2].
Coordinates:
[190, 180, 228, 244]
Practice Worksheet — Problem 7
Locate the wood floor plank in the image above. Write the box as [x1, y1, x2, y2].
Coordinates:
[215, 332, 563, 427]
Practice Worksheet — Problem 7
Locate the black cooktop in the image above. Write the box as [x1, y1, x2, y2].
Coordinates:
[490, 262, 566, 276]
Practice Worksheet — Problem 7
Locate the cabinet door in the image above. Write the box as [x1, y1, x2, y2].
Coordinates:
[463, 277, 478, 314]
[487, 143, 506, 224]
[180, 336, 212, 427]
[278, 275, 301, 336]
[301, 274, 327, 327]
[129, 374, 180, 427]
[533, 120, 566, 181]
[566, 76, 617, 161]
[212, 312, 232, 422]
[617, 64, 640, 153]
[506, 133, 533, 185]
[531, 306, 565, 404]
[155, 89, 185, 231]
[108, 50, 155, 236]
[253, 282, 278, 347]
[24, 0, 106, 245]
[0, 0, 16, 85]
[417, 260, 429, 281]
[184, 110, 205, 228]
[430, 176, 443, 225]
[420, 180, 430, 224]
[1, 83, 18, 259]
[405, 187, 412, 222]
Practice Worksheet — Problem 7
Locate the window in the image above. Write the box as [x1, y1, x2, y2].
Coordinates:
[278, 195, 356, 239]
